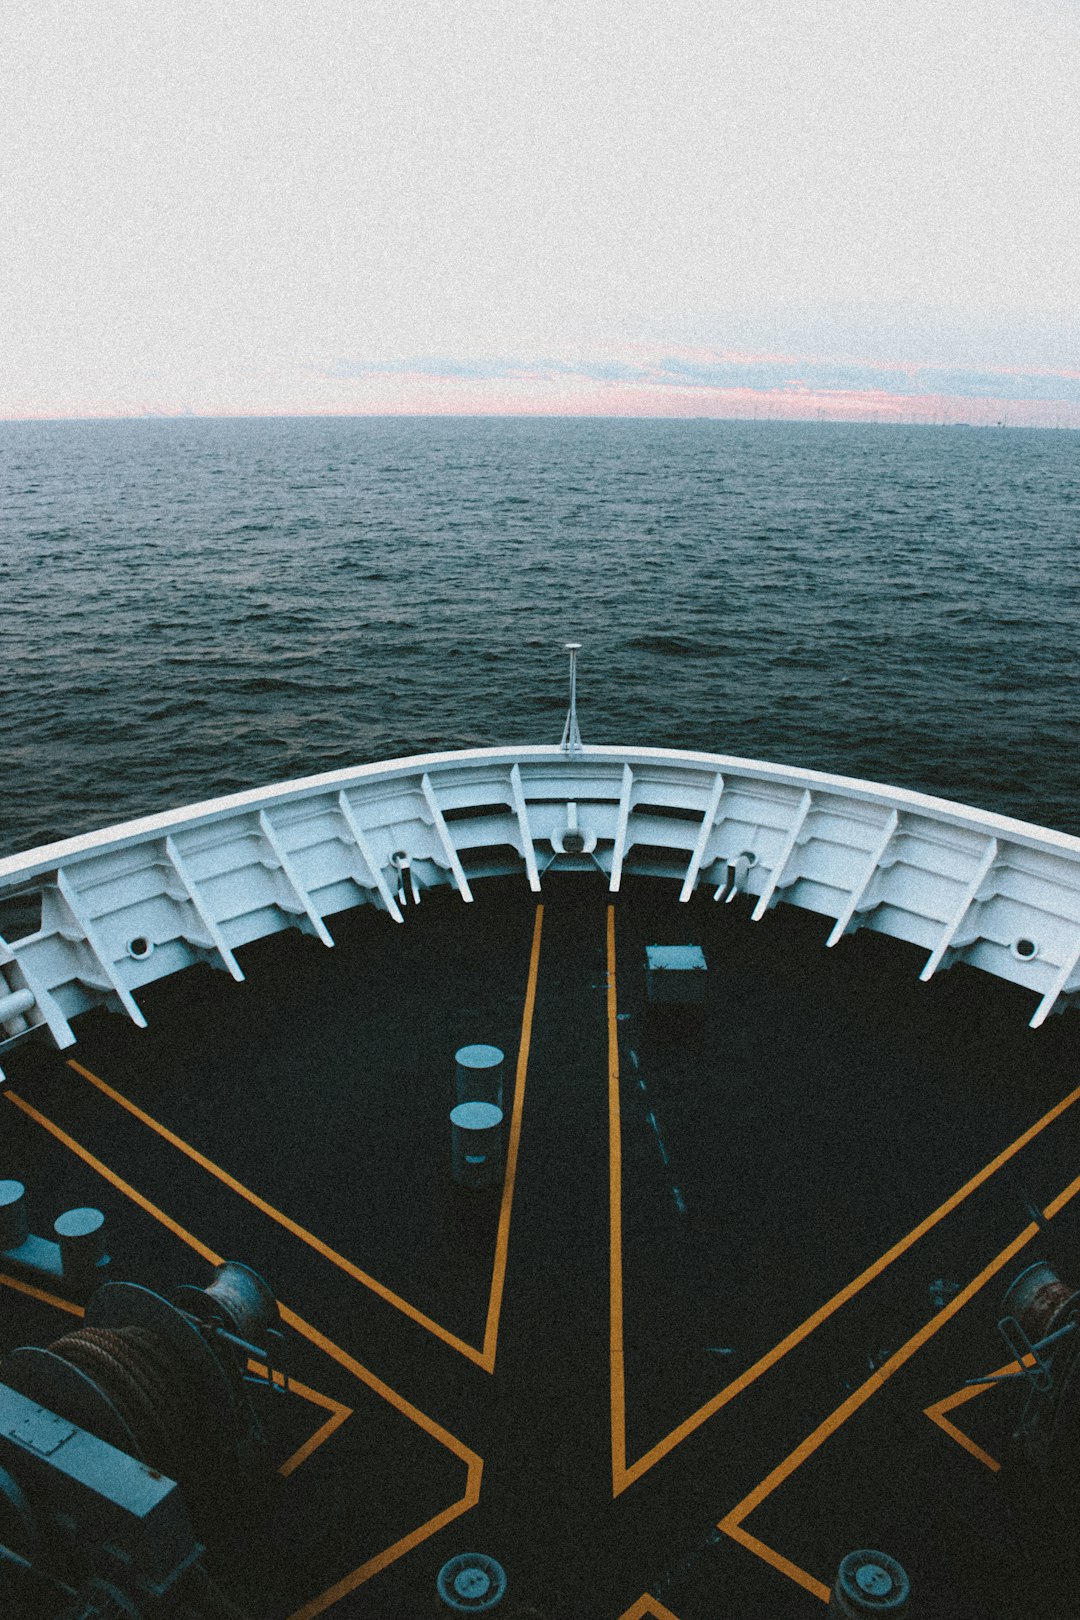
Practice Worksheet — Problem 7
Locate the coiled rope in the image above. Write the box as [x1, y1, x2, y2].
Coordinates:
[44, 1323, 240, 1490]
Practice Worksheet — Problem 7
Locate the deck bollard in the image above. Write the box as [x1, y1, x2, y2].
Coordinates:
[450, 1102, 504, 1191]
[454, 1044, 505, 1108]
[54, 1206, 107, 1285]
[0, 1180, 28, 1251]
[829, 1550, 910, 1614]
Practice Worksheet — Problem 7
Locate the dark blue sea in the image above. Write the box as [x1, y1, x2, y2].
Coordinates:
[1, 417, 1077, 857]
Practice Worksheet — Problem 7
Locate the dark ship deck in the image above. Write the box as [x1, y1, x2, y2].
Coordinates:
[3, 874, 1079, 1618]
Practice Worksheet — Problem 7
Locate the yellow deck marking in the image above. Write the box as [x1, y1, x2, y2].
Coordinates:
[722, 1520, 832, 1604]
[617, 1596, 684, 1620]
[718, 1167, 1080, 1604]
[287, 1486, 479, 1620]
[65, 902, 543, 1374]
[5, 1091, 222, 1265]
[603, 917, 1080, 1493]
[0, 1271, 86, 1316]
[279, 1303, 482, 1620]
[247, 1360, 354, 1477]
[278, 1302, 479, 1466]
[482, 904, 543, 1369]
[924, 1341, 1045, 1475]
[923, 1373, 1009, 1473]
[5, 1089, 483, 1619]
[608, 905, 628, 1495]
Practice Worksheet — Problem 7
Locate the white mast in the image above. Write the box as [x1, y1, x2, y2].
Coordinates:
[559, 642, 583, 756]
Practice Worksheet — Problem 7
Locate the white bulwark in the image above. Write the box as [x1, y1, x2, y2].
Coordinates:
[2, 743, 1080, 1071]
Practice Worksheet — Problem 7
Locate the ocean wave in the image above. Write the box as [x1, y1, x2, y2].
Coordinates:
[2, 418, 1078, 852]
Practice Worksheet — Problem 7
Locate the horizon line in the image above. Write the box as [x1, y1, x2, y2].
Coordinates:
[2, 411, 1076, 429]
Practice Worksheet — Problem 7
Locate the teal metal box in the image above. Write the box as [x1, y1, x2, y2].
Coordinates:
[645, 944, 707, 1004]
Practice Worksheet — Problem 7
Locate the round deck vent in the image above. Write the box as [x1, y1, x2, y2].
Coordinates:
[1011, 937, 1039, 961]
[831, 1549, 910, 1613]
[126, 936, 153, 961]
[436, 1552, 507, 1611]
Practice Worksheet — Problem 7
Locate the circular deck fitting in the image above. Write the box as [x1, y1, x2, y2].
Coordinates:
[126, 935, 154, 960]
[53, 1207, 106, 1282]
[830, 1549, 910, 1614]
[436, 1552, 507, 1612]
[1011, 936, 1039, 961]
[450, 1102, 504, 1191]
[455, 1044, 506, 1107]
[0, 1180, 28, 1250]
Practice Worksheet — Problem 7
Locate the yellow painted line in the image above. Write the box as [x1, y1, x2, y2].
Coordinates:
[277, 1302, 479, 1469]
[722, 1520, 832, 1605]
[614, 1071, 1080, 1492]
[287, 1485, 479, 1620]
[1042, 1165, 1080, 1218]
[922, 1348, 1041, 1475]
[278, 1404, 351, 1479]
[278, 1307, 483, 1620]
[482, 904, 543, 1371]
[923, 1379, 1004, 1474]
[5, 1091, 223, 1265]
[247, 1359, 354, 1478]
[718, 1225, 1039, 1602]
[7, 1088, 483, 1619]
[0, 1271, 86, 1317]
[63, 1057, 483, 1364]
[608, 904, 628, 1496]
[65, 905, 543, 1374]
[617, 1595, 684, 1620]
[718, 1164, 1080, 1605]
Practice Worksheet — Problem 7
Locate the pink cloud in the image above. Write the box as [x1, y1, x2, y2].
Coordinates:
[300, 368, 1080, 427]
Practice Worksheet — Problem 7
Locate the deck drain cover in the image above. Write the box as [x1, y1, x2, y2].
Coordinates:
[437, 1553, 507, 1611]
[833, 1549, 910, 1612]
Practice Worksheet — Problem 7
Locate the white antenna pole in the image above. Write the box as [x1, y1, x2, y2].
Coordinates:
[560, 642, 583, 755]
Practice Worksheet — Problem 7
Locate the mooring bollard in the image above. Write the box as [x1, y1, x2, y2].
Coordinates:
[450, 1102, 504, 1191]
[54, 1206, 107, 1285]
[454, 1043, 505, 1108]
[0, 1180, 28, 1251]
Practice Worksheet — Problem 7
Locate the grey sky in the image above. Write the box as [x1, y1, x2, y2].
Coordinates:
[2, 1, 1078, 417]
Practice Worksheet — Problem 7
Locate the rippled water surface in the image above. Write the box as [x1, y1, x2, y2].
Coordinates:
[1, 417, 1077, 855]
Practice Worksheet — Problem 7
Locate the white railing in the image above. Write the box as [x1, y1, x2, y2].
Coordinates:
[2, 743, 1079, 1070]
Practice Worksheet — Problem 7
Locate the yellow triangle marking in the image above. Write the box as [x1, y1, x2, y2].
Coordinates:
[65, 904, 543, 1372]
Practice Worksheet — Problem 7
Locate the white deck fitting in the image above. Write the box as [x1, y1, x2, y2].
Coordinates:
[258, 811, 335, 948]
[825, 809, 900, 949]
[510, 765, 541, 894]
[2, 743, 1080, 1071]
[679, 772, 726, 904]
[164, 836, 246, 981]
